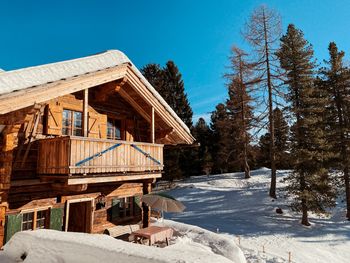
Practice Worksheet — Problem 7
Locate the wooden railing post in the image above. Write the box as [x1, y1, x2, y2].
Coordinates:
[151, 106, 155, 144]
[83, 89, 89, 137]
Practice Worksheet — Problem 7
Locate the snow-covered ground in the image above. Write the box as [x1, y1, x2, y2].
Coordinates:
[0, 220, 245, 263]
[165, 168, 350, 263]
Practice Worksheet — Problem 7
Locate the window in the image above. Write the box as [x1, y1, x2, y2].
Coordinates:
[36, 210, 48, 229]
[62, 109, 82, 136]
[22, 209, 49, 231]
[22, 212, 34, 231]
[107, 118, 121, 140]
[119, 197, 133, 217]
[110, 196, 140, 221]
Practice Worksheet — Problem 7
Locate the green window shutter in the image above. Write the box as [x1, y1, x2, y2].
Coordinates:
[134, 196, 142, 215]
[50, 207, 63, 231]
[5, 213, 23, 243]
[111, 198, 120, 221]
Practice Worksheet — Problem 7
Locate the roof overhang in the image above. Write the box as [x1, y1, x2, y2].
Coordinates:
[0, 53, 194, 144]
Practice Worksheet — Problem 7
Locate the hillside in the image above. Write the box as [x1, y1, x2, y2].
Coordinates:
[165, 168, 350, 263]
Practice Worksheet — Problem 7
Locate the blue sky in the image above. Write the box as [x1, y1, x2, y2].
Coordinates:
[1, 0, 350, 123]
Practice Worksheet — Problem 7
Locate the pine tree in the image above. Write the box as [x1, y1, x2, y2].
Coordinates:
[320, 42, 350, 220]
[192, 118, 213, 175]
[211, 103, 232, 173]
[163, 61, 193, 128]
[277, 24, 336, 225]
[141, 61, 194, 180]
[141, 63, 165, 94]
[225, 46, 255, 178]
[273, 108, 290, 169]
[243, 5, 283, 198]
[257, 108, 290, 169]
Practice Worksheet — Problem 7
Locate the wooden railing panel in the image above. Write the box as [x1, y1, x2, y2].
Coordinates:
[38, 136, 163, 175]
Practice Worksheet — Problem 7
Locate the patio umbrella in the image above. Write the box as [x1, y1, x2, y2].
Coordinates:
[142, 192, 185, 219]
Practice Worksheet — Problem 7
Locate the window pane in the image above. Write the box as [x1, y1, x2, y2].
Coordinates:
[73, 112, 82, 136]
[36, 210, 47, 229]
[62, 110, 71, 135]
[22, 212, 34, 231]
[115, 120, 121, 140]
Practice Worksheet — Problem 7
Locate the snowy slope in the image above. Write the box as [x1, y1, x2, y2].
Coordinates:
[0, 222, 245, 263]
[165, 168, 350, 263]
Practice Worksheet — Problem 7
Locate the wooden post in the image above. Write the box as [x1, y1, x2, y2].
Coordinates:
[142, 182, 151, 228]
[151, 106, 155, 143]
[288, 252, 292, 263]
[83, 89, 89, 137]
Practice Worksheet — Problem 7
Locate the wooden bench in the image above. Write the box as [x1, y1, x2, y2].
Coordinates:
[104, 224, 141, 238]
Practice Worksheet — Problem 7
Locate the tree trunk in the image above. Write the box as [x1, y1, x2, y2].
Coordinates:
[344, 166, 350, 220]
[244, 157, 251, 179]
[262, 10, 277, 198]
[301, 198, 310, 226]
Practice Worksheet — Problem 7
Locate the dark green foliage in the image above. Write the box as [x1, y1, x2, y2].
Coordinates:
[192, 118, 213, 175]
[141, 61, 193, 180]
[277, 24, 336, 225]
[257, 108, 290, 169]
[319, 42, 350, 219]
[210, 103, 233, 173]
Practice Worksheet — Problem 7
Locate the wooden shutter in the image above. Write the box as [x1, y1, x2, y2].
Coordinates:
[111, 198, 120, 221]
[133, 196, 142, 216]
[88, 112, 99, 138]
[49, 207, 63, 231]
[5, 213, 23, 243]
[98, 114, 107, 139]
[46, 103, 63, 135]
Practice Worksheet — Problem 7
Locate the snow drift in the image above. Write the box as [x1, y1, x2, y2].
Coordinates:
[0, 220, 246, 263]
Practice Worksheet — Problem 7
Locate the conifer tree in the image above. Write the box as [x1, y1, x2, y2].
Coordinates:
[273, 108, 290, 169]
[141, 63, 165, 94]
[211, 103, 232, 173]
[243, 5, 283, 198]
[225, 47, 255, 178]
[257, 108, 290, 169]
[277, 24, 336, 225]
[141, 61, 194, 180]
[192, 118, 213, 175]
[320, 42, 350, 220]
[163, 61, 193, 128]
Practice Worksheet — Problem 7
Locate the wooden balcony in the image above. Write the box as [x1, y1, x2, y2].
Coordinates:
[37, 136, 164, 177]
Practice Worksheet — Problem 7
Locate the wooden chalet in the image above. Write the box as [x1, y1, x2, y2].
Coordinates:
[0, 50, 194, 246]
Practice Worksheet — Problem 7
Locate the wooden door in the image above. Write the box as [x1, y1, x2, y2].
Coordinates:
[67, 200, 92, 233]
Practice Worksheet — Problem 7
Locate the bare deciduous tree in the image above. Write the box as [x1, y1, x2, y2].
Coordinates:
[243, 5, 283, 198]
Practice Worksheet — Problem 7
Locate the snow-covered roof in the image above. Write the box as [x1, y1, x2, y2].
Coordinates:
[0, 50, 193, 141]
[0, 51, 129, 96]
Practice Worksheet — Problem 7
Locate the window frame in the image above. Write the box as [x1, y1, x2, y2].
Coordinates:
[21, 207, 51, 231]
[107, 117, 122, 140]
[62, 109, 83, 136]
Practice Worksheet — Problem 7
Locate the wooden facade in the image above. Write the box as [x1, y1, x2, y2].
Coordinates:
[0, 51, 194, 246]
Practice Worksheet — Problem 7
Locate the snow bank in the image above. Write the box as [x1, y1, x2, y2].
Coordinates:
[155, 219, 246, 263]
[0, 224, 245, 263]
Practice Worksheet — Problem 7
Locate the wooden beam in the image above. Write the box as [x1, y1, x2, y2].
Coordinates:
[67, 173, 161, 185]
[151, 106, 155, 143]
[118, 88, 151, 123]
[83, 89, 89, 137]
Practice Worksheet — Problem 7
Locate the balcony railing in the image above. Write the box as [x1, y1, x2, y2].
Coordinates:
[37, 136, 164, 175]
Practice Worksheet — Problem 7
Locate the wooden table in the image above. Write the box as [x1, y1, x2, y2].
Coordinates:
[129, 226, 174, 246]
